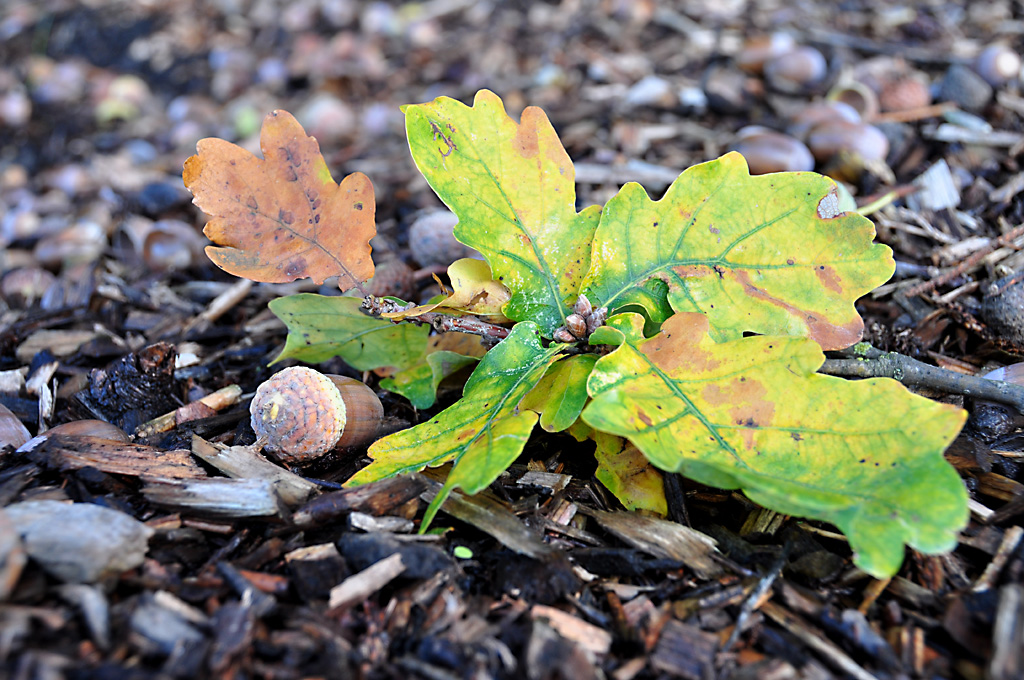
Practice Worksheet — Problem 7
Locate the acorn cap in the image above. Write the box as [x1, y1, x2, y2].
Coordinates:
[251, 366, 348, 462]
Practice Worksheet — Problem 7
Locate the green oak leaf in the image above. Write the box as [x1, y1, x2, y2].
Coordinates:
[269, 294, 427, 371]
[581, 312, 967, 578]
[521, 354, 597, 432]
[380, 350, 479, 409]
[404, 89, 601, 335]
[348, 322, 561, 527]
[580, 152, 895, 350]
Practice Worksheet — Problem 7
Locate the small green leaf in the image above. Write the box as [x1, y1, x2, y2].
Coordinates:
[349, 322, 561, 527]
[269, 294, 428, 370]
[593, 432, 667, 515]
[453, 545, 474, 559]
[404, 89, 601, 335]
[581, 152, 895, 350]
[380, 350, 479, 409]
[521, 354, 597, 432]
[582, 312, 967, 578]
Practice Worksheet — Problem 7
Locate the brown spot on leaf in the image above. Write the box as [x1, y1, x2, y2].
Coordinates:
[732, 270, 863, 350]
[637, 410, 654, 427]
[278, 209, 294, 225]
[284, 258, 307, 278]
[514, 111, 540, 158]
[815, 264, 843, 294]
[246, 195, 259, 210]
[642, 313, 722, 373]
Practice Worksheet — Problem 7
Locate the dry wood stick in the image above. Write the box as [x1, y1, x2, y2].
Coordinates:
[904, 222, 1024, 298]
[820, 347, 1024, 413]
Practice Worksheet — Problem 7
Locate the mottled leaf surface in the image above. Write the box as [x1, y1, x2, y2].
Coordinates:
[185, 110, 375, 288]
[405, 90, 601, 335]
[593, 432, 667, 515]
[269, 294, 427, 371]
[582, 312, 967, 577]
[349, 322, 560, 526]
[581, 152, 894, 350]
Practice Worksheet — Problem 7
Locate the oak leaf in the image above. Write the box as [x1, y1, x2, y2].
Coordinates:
[184, 110, 375, 289]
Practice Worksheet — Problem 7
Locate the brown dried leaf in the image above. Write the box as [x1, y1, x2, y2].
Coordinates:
[184, 110, 375, 288]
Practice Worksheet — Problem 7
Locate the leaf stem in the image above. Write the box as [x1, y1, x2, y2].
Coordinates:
[820, 347, 1024, 412]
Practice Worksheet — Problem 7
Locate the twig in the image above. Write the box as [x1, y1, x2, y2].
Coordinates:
[904, 222, 1024, 297]
[721, 546, 788, 654]
[362, 296, 510, 343]
[872, 102, 954, 124]
[820, 346, 1024, 413]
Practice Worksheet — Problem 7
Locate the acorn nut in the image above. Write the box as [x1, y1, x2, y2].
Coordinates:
[763, 46, 828, 92]
[250, 366, 383, 463]
[573, 294, 593, 319]
[806, 120, 889, 163]
[787, 100, 861, 139]
[736, 33, 797, 74]
[730, 130, 815, 174]
[974, 44, 1021, 88]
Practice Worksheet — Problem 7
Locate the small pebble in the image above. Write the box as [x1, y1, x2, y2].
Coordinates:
[938, 64, 993, 113]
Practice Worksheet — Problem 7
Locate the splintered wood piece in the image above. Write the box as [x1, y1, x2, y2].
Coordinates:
[134, 385, 243, 438]
[531, 604, 612, 658]
[582, 509, 719, 578]
[649, 619, 718, 680]
[990, 584, 1024, 680]
[761, 602, 880, 680]
[143, 478, 285, 517]
[28, 434, 206, 479]
[972, 525, 1024, 592]
[516, 470, 572, 493]
[291, 475, 427, 527]
[328, 553, 405, 610]
[419, 481, 557, 559]
[191, 435, 316, 506]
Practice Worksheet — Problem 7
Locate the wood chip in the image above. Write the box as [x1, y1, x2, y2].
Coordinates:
[420, 479, 557, 559]
[972, 525, 1024, 592]
[583, 509, 719, 578]
[291, 475, 427, 527]
[328, 552, 405, 610]
[761, 602, 880, 680]
[143, 478, 286, 517]
[531, 604, 612, 658]
[990, 584, 1024, 680]
[27, 434, 206, 479]
[190, 434, 316, 506]
[649, 618, 718, 680]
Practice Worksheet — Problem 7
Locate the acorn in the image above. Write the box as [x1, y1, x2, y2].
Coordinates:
[0, 267, 56, 309]
[763, 46, 828, 92]
[364, 258, 417, 301]
[787, 100, 861, 139]
[878, 75, 931, 112]
[974, 44, 1021, 88]
[250, 367, 383, 463]
[730, 130, 815, 175]
[407, 209, 477, 268]
[736, 33, 797, 74]
[806, 120, 889, 163]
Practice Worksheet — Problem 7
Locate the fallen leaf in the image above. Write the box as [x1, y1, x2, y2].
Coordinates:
[184, 109, 375, 289]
